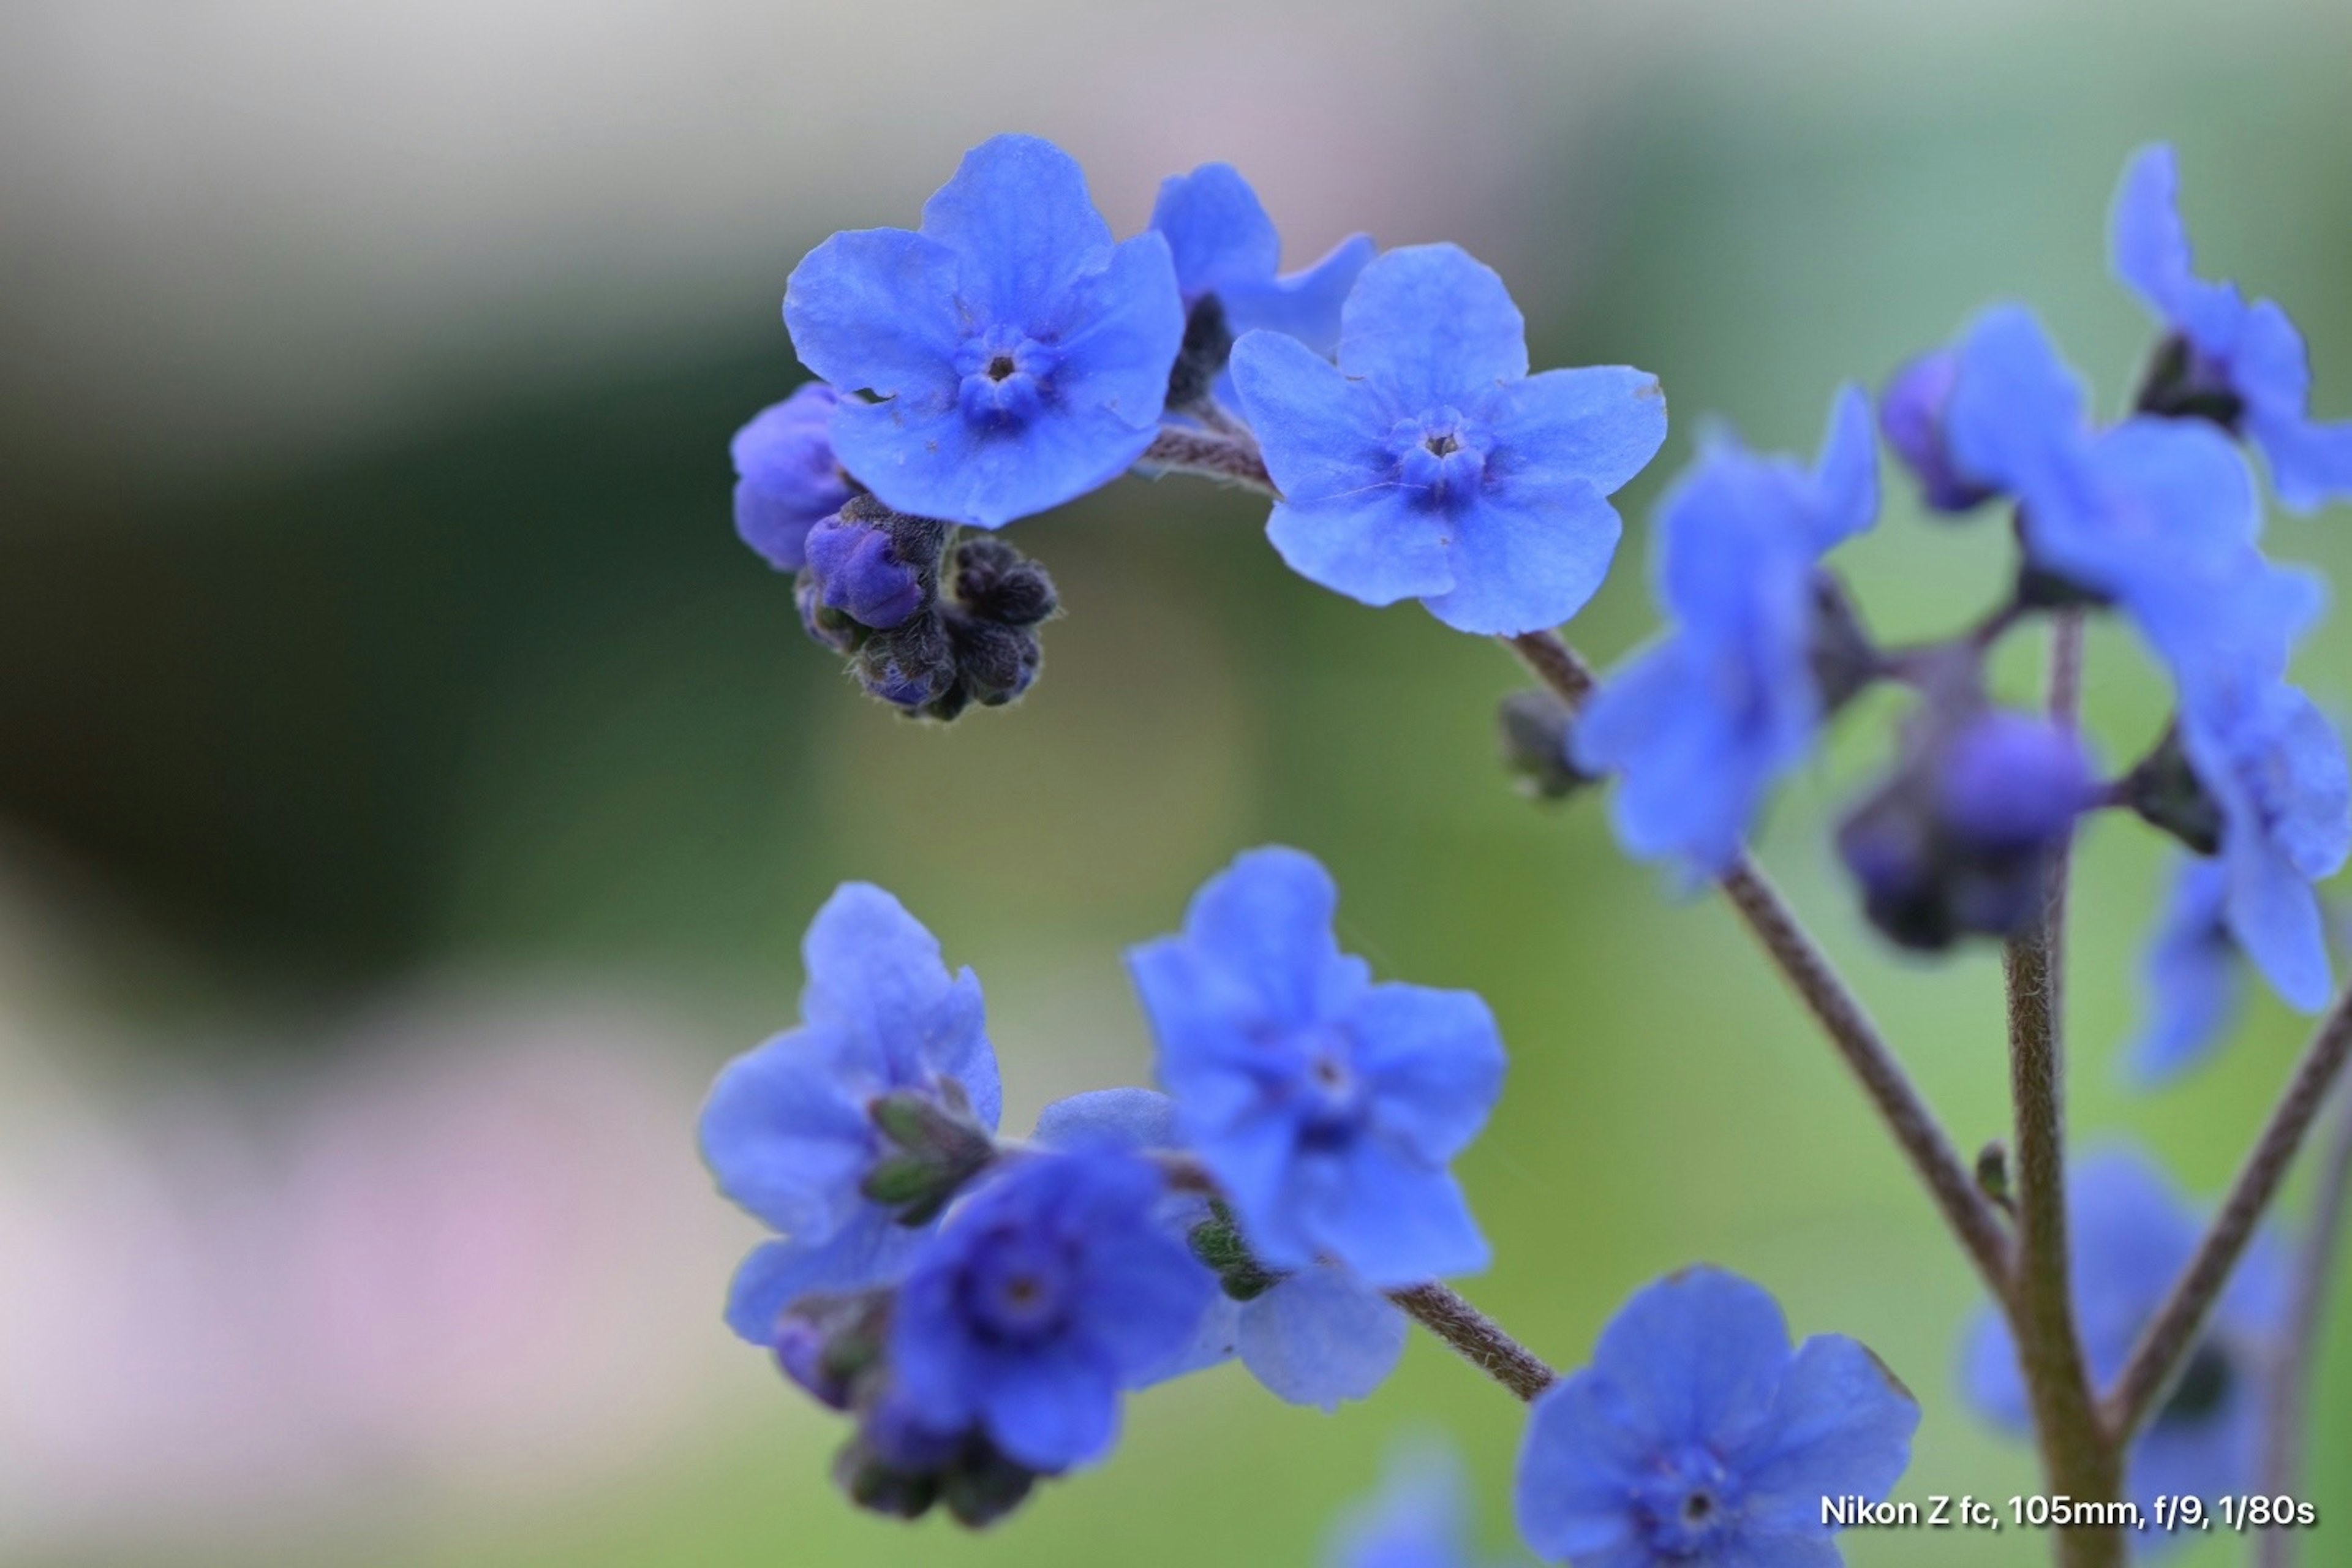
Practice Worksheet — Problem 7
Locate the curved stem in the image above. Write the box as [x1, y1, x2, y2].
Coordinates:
[2257, 1080, 2352, 1568]
[1388, 1283, 1559, 1401]
[1140, 428, 1273, 494]
[1505, 629, 2013, 1295]
[2106, 984, 2352, 1438]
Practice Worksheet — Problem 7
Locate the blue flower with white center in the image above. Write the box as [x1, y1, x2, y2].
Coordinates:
[2174, 676, 2351, 1012]
[698, 883, 1000, 1346]
[1329, 1444, 1517, 1568]
[1128, 846, 1507, 1288]
[1229, 244, 1667, 635]
[783, 135, 1184, 529]
[2123, 856, 2246, 1088]
[1964, 1148, 2288, 1539]
[2113, 143, 2352, 514]
[1153, 161, 1373, 361]
[1515, 1267, 1919, 1567]
[1033, 1087, 1409, 1411]
[731, 382, 854, 570]
[1943, 304, 2266, 620]
[1570, 385, 1879, 878]
[886, 1148, 1215, 1472]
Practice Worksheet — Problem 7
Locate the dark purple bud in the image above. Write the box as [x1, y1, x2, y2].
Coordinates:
[953, 537, 1058, 627]
[731, 382, 854, 571]
[1879, 350, 1997, 514]
[805, 500, 935, 630]
[861, 1392, 970, 1473]
[1937, 713, 2094, 853]
[947, 617, 1041, 706]
[856, 614, 960, 712]
[775, 1315, 853, 1411]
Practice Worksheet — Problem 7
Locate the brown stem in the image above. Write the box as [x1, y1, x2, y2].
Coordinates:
[2106, 986, 2352, 1438]
[2257, 1081, 2352, 1568]
[1387, 1283, 1559, 1402]
[1140, 428, 1274, 494]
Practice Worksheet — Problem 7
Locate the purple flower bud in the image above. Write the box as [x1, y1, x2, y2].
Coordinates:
[774, 1316, 853, 1411]
[1879, 350, 1997, 513]
[805, 502, 936, 631]
[1937, 713, 2095, 853]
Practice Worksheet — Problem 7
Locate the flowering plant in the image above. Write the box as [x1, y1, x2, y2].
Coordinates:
[707, 134, 2352, 1565]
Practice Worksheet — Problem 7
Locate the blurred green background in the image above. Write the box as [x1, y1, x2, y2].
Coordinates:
[2, 2, 2350, 1564]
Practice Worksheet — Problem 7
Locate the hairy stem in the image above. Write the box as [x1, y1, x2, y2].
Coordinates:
[2107, 986, 2352, 1438]
[1504, 629, 2012, 1294]
[1388, 1283, 1559, 1402]
[2257, 1081, 2352, 1568]
[1140, 428, 1274, 494]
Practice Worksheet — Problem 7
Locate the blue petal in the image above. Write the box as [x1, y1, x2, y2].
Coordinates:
[1174, 845, 1349, 1024]
[1336, 244, 1529, 410]
[799, 883, 1001, 1129]
[1736, 1335, 1920, 1529]
[1590, 1268, 1791, 1454]
[1237, 1267, 1407, 1411]
[1150, 162, 1281, 301]
[783, 228, 965, 402]
[982, 1348, 1121, 1470]
[1044, 229, 1187, 436]
[1804, 383, 1880, 549]
[1034, 1087, 1181, 1152]
[1945, 304, 2087, 504]
[1306, 1148, 1488, 1287]
[698, 1023, 873, 1238]
[1329, 1445, 1476, 1568]
[1419, 481, 1622, 636]
[1959, 1304, 2029, 1432]
[2066, 1149, 2201, 1381]
[1516, 1364, 1662, 1559]
[729, 383, 850, 571]
[2219, 829, 2335, 1012]
[918, 134, 1114, 323]
[1346, 982, 1505, 1164]
[2122, 856, 2245, 1089]
[1126, 1292, 1241, 1390]
[1077, 1223, 1221, 1378]
[2239, 300, 2352, 511]
[1224, 233, 1377, 360]
[2111, 144, 2198, 323]
[721, 1213, 926, 1344]
[1486, 364, 1668, 499]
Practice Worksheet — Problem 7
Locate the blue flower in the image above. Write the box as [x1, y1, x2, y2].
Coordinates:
[2122, 856, 2246, 1088]
[1516, 1267, 1919, 1566]
[1229, 244, 1667, 635]
[1128, 846, 1506, 1287]
[1570, 385, 1879, 877]
[886, 1148, 1216, 1471]
[2173, 676, 2351, 1011]
[1153, 162, 1373, 363]
[2113, 143, 2352, 514]
[698, 883, 1001, 1346]
[1033, 1087, 1409, 1411]
[732, 382, 854, 570]
[1878, 349, 1994, 514]
[1963, 1148, 2287, 1536]
[1328, 1444, 1513, 1568]
[784, 135, 1184, 529]
[1943, 304, 2266, 622]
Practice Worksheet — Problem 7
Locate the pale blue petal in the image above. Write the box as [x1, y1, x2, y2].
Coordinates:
[1347, 983, 1505, 1164]
[1484, 364, 1669, 498]
[1517, 1366, 1659, 1559]
[1237, 1267, 1408, 1411]
[1337, 244, 1529, 409]
[2251, 407, 2352, 516]
[1419, 481, 1623, 636]
[1042, 230, 1186, 435]
[1150, 162, 1280, 301]
[799, 882, 1000, 1128]
[832, 385, 1161, 530]
[721, 1214, 925, 1344]
[2111, 144, 2197, 322]
[1945, 304, 2087, 503]
[783, 228, 965, 400]
[1804, 382, 1880, 548]
[1225, 233, 1378, 358]
[1035, 1087, 1180, 1152]
[1589, 1268, 1789, 1453]
[1736, 1335, 1920, 1529]
[1308, 1152, 1487, 1288]
[919, 134, 1114, 322]
[1178, 846, 1346, 1023]
[1126, 1292, 1242, 1390]
[2220, 833, 2335, 1012]
[698, 1024, 873, 1238]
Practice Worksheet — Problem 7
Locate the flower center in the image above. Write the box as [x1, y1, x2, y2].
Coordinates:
[986, 353, 1019, 382]
[957, 326, 1059, 429]
[963, 1228, 1076, 1343]
[1635, 1446, 1740, 1554]
[1390, 407, 1492, 506]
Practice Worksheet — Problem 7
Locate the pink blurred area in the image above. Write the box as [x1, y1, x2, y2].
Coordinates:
[0, 990, 749, 1555]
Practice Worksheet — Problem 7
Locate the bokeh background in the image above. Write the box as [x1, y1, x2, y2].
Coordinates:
[4, 2, 2351, 1564]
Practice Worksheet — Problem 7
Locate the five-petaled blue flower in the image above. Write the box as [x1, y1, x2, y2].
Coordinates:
[1152, 162, 1374, 364]
[1128, 846, 1507, 1287]
[1571, 385, 1879, 877]
[1035, 1087, 1409, 1412]
[1328, 1444, 1515, 1568]
[2123, 856, 2246, 1088]
[1964, 1148, 2287, 1537]
[698, 883, 1000, 1345]
[731, 382, 854, 570]
[1230, 243, 1667, 635]
[887, 1148, 1215, 1472]
[2113, 143, 2352, 514]
[785, 135, 1184, 529]
[1515, 1266, 1919, 1566]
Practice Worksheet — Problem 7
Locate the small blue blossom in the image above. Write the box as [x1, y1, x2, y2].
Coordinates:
[1329, 1444, 1517, 1568]
[2113, 143, 2352, 514]
[699, 883, 1000, 1346]
[785, 135, 1184, 529]
[887, 1148, 1216, 1472]
[1034, 1087, 1409, 1411]
[2174, 676, 2351, 1011]
[732, 382, 854, 570]
[1230, 244, 1667, 635]
[1128, 846, 1507, 1287]
[1153, 162, 1374, 360]
[1572, 385, 1879, 878]
[1964, 1148, 2288, 1536]
[1516, 1267, 1919, 1566]
[2123, 856, 2246, 1088]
